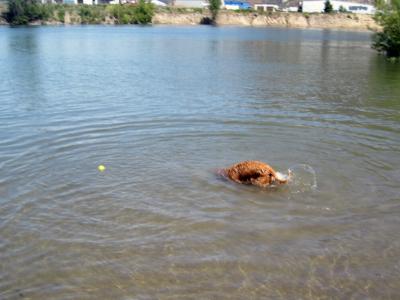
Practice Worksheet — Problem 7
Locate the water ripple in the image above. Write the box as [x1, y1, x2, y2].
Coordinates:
[0, 26, 399, 299]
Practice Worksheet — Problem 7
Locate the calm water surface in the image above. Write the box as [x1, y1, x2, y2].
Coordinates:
[0, 26, 400, 299]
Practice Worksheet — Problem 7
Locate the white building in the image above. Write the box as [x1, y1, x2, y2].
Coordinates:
[254, 4, 279, 11]
[174, 0, 209, 7]
[302, 0, 375, 14]
[285, 6, 300, 12]
[44, 0, 167, 4]
[151, 0, 167, 5]
[223, 2, 241, 9]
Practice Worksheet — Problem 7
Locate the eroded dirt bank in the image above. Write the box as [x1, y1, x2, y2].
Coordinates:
[153, 11, 379, 31]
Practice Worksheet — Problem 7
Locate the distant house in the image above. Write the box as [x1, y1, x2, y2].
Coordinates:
[114, 0, 167, 4]
[283, 0, 301, 11]
[254, 3, 279, 11]
[44, 0, 114, 4]
[173, 0, 209, 7]
[222, 0, 252, 10]
[39, 0, 64, 3]
[249, 0, 283, 11]
[302, 0, 375, 14]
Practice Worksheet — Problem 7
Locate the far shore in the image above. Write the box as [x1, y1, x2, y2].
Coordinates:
[0, 5, 379, 32]
[153, 11, 379, 31]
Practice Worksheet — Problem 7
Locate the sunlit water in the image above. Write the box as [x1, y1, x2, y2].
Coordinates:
[0, 26, 399, 299]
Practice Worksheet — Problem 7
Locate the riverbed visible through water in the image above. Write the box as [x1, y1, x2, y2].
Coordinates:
[0, 26, 399, 299]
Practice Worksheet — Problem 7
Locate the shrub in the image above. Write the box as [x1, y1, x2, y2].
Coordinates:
[234, 8, 254, 14]
[4, 0, 55, 25]
[134, 0, 154, 23]
[109, 1, 154, 24]
[192, 7, 204, 13]
[78, 5, 107, 24]
[57, 6, 65, 23]
[373, 0, 400, 58]
[209, 0, 221, 23]
[297, 4, 302, 13]
[5, 0, 34, 24]
[338, 5, 347, 13]
[324, 0, 333, 13]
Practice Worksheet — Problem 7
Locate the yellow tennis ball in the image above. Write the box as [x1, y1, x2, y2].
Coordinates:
[98, 165, 106, 172]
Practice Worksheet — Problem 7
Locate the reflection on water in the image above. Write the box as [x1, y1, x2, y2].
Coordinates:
[0, 26, 399, 299]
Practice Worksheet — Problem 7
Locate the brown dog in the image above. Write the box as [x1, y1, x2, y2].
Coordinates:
[221, 160, 290, 187]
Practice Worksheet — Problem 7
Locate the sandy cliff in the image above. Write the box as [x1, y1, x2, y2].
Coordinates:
[153, 12, 379, 31]
[0, 6, 379, 31]
[153, 12, 206, 25]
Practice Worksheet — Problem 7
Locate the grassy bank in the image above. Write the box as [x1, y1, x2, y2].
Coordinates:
[2, 1, 155, 25]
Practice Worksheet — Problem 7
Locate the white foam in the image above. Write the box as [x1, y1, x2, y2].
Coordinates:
[287, 164, 318, 192]
[276, 171, 288, 181]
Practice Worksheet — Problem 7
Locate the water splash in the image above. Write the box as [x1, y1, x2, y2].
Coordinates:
[287, 164, 317, 193]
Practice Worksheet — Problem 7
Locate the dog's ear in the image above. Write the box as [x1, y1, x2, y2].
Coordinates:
[268, 172, 276, 184]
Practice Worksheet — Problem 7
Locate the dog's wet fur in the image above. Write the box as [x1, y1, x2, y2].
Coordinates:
[219, 161, 289, 187]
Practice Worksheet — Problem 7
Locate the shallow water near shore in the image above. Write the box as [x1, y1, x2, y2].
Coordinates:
[0, 25, 400, 299]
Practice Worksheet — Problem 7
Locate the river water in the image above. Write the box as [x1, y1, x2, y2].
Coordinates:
[0, 25, 399, 299]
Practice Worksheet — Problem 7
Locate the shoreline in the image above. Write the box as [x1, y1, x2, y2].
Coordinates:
[0, 9, 379, 32]
[153, 11, 379, 31]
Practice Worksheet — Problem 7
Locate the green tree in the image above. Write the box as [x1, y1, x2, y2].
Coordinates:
[209, 0, 221, 23]
[324, 0, 333, 13]
[78, 5, 107, 24]
[134, 0, 154, 24]
[373, 0, 400, 58]
[5, 0, 32, 24]
[4, 0, 52, 25]
[297, 4, 303, 13]
[109, 0, 154, 24]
